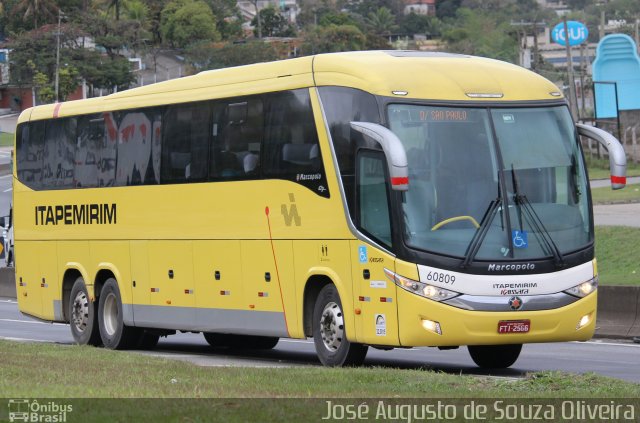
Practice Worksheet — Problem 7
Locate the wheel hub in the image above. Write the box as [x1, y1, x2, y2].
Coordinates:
[319, 301, 344, 352]
[71, 291, 89, 333]
[102, 292, 119, 336]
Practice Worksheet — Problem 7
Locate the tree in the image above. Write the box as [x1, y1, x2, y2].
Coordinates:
[11, 0, 59, 29]
[8, 19, 135, 100]
[301, 24, 367, 54]
[366, 7, 398, 36]
[206, 0, 243, 40]
[248, 0, 262, 38]
[251, 7, 296, 38]
[185, 41, 278, 70]
[399, 12, 441, 37]
[161, 0, 220, 48]
[441, 8, 518, 63]
[437, 0, 462, 19]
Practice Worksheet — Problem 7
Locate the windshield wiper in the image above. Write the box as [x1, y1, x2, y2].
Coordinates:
[510, 165, 565, 268]
[461, 173, 503, 269]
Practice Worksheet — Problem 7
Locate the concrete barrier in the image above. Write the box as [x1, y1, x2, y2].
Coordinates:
[0, 268, 637, 338]
[0, 267, 15, 298]
[596, 285, 640, 338]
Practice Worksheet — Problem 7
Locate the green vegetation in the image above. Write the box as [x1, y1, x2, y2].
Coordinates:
[0, 132, 14, 147]
[595, 226, 640, 286]
[586, 155, 640, 180]
[1, 0, 638, 104]
[591, 184, 640, 205]
[1, 340, 638, 400]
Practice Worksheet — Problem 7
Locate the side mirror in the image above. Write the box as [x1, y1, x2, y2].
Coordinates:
[0, 217, 5, 228]
[576, 123, 627, 190]
[350, 122, 409, 191]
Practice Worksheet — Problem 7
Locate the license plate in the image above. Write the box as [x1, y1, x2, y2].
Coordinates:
[498, 320, 530, 334]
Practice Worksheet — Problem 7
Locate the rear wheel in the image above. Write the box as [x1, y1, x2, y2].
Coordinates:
[98, 278, 140, 349]
[312, 284, 368, 366]
[468, 344, 522, 368]
[69, 277, 101, 346]
[203, 333, 279, 349]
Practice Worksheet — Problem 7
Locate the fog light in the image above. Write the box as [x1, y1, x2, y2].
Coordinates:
[422, 319, 442, 335]
[577, 313, 592, 330]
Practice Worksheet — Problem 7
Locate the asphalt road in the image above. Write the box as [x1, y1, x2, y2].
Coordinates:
[1, 298, 639, 383]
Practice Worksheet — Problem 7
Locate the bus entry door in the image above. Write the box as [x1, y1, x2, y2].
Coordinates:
[350, 241, 399, 346]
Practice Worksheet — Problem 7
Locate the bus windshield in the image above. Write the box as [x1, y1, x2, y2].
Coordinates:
[388, 104, 591, 261]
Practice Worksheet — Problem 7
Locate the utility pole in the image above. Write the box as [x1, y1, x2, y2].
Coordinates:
[54, 10, 62, 103]
[563, 17, 579, 120]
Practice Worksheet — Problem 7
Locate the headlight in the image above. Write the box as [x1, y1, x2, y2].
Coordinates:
[563, 277, 598, 298]
[384, 268, 460, 301]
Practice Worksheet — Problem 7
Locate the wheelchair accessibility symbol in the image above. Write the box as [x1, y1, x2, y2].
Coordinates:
[512, 230, 528, 249]
[359, 246, 368, 263]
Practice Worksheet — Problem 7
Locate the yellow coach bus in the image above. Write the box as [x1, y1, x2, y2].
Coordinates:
[13, 51, 626, 368]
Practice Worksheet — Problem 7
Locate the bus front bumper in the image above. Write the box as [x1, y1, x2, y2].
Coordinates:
[397, 288, 597, 347]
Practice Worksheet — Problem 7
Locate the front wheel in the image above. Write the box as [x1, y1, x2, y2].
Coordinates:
[312, 284, 368, 367]
[98, 278, 140, 349]
[468, 344, 522, 369]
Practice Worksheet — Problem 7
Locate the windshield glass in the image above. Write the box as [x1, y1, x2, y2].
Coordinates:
[388, 104, 591, 261]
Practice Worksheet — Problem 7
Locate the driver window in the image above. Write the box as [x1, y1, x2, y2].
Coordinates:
[357, 151, 392, 247]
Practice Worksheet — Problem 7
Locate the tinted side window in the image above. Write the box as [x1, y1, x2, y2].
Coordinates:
[357, 151, 392, 247]
[16, 121, 44, 190]
[42, 118, 76, 189]
[117, 108, 163, 186]
[317, 87, 380, 175]
[318, 87, 380, 209]
[161, 103, 209, 184]
[210, 99, 263, 180]
[76, 114, 105, 188]
[262, 89, 328, 197]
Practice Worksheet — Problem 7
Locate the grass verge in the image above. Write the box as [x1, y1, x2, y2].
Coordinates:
[1, 340, 638, 399]
[591, 183, 640, 205]
[586, 155, 640, 180]
[595, 226, 640, 286]
[0, 131, 14, 147]
[1, 340, 638, 420]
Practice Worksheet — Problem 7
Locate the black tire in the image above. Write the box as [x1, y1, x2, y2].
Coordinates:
[98, 278, 140, 349]
[137, 330, 160, 350]
[203, 333, 279, 350]
[69, 277, 101, 346]
[468, 344, 522, 369]
[312, 284, 368, 367]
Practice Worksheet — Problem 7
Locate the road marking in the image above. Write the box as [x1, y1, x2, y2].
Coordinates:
[0, 318, 66, 326]
[0, 336, 53, 343]
[0, 174, 12, 179]
[581, 340, 640, 348]
[3, 188, 12, 192]
[280, 339, 313, 345]
[0, 299, 17, 303]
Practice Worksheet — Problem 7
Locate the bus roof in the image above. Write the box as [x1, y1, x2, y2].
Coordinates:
[21, 50, 563, 123]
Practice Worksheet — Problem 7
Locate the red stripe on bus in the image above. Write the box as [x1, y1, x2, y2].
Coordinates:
[53, 103, 62, 118]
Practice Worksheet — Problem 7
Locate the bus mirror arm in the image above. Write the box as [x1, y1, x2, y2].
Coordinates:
[350, 122, 409, 191]
[576, 123, 627, 190]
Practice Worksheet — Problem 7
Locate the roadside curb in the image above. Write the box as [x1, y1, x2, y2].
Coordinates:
[0, 268, 637, 339]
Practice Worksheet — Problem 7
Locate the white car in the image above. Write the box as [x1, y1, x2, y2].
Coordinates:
[1, 207, 13, 267]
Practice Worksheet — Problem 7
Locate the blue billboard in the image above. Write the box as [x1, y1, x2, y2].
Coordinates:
[551, 21, 588, 46]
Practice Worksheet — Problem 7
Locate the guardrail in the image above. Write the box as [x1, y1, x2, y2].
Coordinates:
[0, 267, 637, 338]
